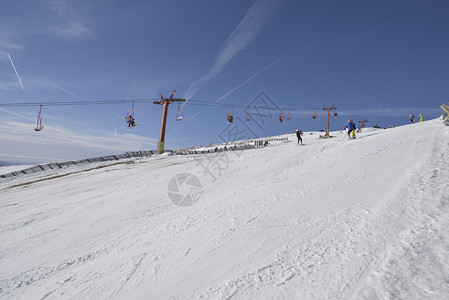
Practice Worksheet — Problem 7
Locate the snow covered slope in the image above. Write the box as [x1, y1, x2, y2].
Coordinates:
[1, 119, 448, 299]
[0, 165, 34, 176]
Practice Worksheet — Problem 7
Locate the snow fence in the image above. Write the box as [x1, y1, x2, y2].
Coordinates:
[442, 103, 449, 125]
[172, 136, 288, 155]
[0, 136, 288, 179]
[0, 150, 155, 179]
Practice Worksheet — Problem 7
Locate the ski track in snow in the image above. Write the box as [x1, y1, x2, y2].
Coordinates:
[0, 120, 448, 299]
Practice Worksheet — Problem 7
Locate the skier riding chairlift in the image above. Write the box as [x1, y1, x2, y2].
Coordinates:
[227, 105, 234, 123]
[333, 111, 338, 121]
[126, 100, 137, 127]
[125, 115, 136, 127]
[279, 113, 285, 122]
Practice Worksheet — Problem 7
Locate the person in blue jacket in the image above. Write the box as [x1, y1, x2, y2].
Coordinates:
[345, 119, 357, 139]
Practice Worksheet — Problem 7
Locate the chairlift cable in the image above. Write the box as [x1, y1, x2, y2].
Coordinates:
[1, 97, 322, 112]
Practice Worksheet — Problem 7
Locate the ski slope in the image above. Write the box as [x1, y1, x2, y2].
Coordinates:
[0, 165, 34, 176]
[1, 119, 448, 299]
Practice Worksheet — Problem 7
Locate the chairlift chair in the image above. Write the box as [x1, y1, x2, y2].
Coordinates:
[125, 100, 136, 127]
[34, 105, 44, 131]
[333, 111, 338, 121]
[279, 112, 285, 123]
[286, 110, 292, 120]
[245, 110, 251, 121]
[176, 103, 184, 121]
[312, 111, 318, 120]
[226, 105, 234, 123]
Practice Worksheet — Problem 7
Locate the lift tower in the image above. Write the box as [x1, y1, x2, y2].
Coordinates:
[153, 90, 186, 154]
[322, 104, 337, 137]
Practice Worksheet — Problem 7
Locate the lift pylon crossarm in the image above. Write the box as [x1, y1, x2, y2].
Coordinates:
[154, 89, 185, 105]
[358, 119, 369, 128]
[153, 98, 186, 105]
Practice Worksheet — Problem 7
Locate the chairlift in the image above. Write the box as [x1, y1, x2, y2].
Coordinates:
[125, 100, 136, 127]
[245, 110, 251, 121]
[176, 103, 183, 121]
[34, 105, 44, 131]
[286, 110, 292, 120]
[279, 112, 285, 123]
[226, 105, 234, 123]
[312, 110, 318, 120]
[333, 111, 338, 121]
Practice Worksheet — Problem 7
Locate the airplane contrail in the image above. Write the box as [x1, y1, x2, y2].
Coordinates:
[7, 52, 25, 91]
[183, 0, 285, 99]
[47, 81, 79, 98]
[181, 56, 286, 123]
[215, 55, 286, 103]
[0, 107, 34, 121]
[187, 112, 201, 121]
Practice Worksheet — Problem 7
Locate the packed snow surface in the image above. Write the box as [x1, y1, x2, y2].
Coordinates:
[1, 119, 448, 299]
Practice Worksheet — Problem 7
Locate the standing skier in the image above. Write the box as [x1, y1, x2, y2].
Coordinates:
[345, 119, 357, 139]
[296, 129, 303, 145]
[419, 113, 423, 122]
[409, 113, 415, 123]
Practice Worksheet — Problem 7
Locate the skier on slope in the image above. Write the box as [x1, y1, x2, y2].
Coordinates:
[296, 129, 303, 145]
[409, 113, 415, 123]
[345, 119, 357, 139]
[419, 113, 423, 122]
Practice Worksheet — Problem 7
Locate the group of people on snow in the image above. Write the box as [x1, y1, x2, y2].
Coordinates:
[295, 113, 424, 145]
[409, 113, 423, 123]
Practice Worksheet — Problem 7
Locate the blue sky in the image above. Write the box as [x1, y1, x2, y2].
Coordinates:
[1, 0, 448, 164]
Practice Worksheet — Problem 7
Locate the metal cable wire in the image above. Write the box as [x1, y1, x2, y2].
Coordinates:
[0, 97, 324, 112]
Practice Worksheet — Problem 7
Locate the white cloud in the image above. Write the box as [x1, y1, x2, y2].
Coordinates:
[0, 31, 25, 61]
[0, 80, 22, 91]
[47, 20, 93, 39]
[0, 39, 24, 57]
[45, 0, 93, 39]
[184, 0, 285, 99]
[0, 118, 156, 164]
